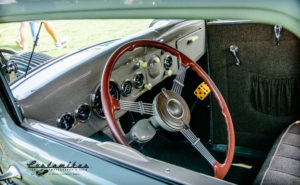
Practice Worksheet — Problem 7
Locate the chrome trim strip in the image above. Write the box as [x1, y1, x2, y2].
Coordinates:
[207, 19, 252, 25]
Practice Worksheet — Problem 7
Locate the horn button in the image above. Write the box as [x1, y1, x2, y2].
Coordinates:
[153, 89, 191, 132]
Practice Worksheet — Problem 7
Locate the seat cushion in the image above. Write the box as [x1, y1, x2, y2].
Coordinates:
[254, 121, 300, 185]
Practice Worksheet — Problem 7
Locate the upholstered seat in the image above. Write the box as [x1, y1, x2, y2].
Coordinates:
[254, 121, 300, 185]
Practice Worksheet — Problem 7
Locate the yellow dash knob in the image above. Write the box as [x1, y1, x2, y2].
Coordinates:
[144, 83, 152, 90]
[153, 57, 160, 63]
[138, 60, 148, 68]
[165, 70, 172, 76]
[194, 82, 211, 101]
[187, 36, 199, 44]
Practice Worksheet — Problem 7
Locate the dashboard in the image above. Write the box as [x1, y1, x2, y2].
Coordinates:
[13, 20, 206, 137]
[56, 50, 179, 130]
[90, 52, 178, 119]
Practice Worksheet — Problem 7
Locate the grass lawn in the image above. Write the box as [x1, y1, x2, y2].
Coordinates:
[0, 19, 153, 57]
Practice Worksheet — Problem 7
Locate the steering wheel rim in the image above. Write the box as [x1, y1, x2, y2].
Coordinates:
[101, 40, 235, 179]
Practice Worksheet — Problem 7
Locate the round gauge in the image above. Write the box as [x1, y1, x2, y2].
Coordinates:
[75, 103, 91, 122]
[148, 56, 161, 78]
[57, 112, 75, 130]
[133, 73, 144, 88]
[91, 82, 120, 118]
[121, 80, 133, 96]
[164, 55, 173, 69]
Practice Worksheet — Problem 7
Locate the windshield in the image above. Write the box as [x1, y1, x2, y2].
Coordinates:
[0, 19, 153, 83]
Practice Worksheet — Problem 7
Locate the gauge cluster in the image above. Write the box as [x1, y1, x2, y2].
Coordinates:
[57, 50, 178, 129]
[110, 49, 178, 98]
[57, 103, 92, 130]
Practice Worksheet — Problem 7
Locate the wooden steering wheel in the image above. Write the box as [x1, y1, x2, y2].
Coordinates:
[101, 40, 235, 179]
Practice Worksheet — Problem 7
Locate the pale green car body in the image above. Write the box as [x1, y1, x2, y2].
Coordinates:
[0, 0, 299, 184]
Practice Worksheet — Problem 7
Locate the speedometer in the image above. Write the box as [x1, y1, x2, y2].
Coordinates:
[91, 82, 120, 118]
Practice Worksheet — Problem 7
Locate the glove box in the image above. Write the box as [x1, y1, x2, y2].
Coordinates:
[176, 27, 205, 61]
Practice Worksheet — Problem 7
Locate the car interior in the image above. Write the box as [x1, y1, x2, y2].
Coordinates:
[8, 19, 300, 184]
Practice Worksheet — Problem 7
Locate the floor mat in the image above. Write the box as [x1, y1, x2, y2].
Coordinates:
[140, 131, 264, 185]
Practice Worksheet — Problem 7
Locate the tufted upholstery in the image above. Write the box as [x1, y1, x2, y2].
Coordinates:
[254, 121, 300, 185]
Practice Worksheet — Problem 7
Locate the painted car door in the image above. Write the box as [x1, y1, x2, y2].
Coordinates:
[0, 98, 165, 185]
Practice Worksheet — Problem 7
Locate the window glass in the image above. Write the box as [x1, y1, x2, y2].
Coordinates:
[0, 19, 153, 83]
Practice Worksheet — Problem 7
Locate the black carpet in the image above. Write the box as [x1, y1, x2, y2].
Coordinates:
[139, 131, 264, 185]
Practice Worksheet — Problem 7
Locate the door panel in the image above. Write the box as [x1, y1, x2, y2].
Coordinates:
[0, 99, 232, 185]
[0, 101, 165, 185]
[207, 23, 300, 151]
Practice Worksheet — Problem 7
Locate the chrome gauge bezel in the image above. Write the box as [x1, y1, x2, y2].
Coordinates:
[90, 81, 120, 119]
[56, 112, 75, 130]
[132, 72, 144, 88]
[74, 103, 91, 122]
[121, 79, 133, 97]
[164, 55, 173, 70]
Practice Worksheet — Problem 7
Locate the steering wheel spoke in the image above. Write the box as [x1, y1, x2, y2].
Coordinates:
[119, 100, 154, 116]
[181, 129, 216, 166]
[171, 64, 187, 95]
